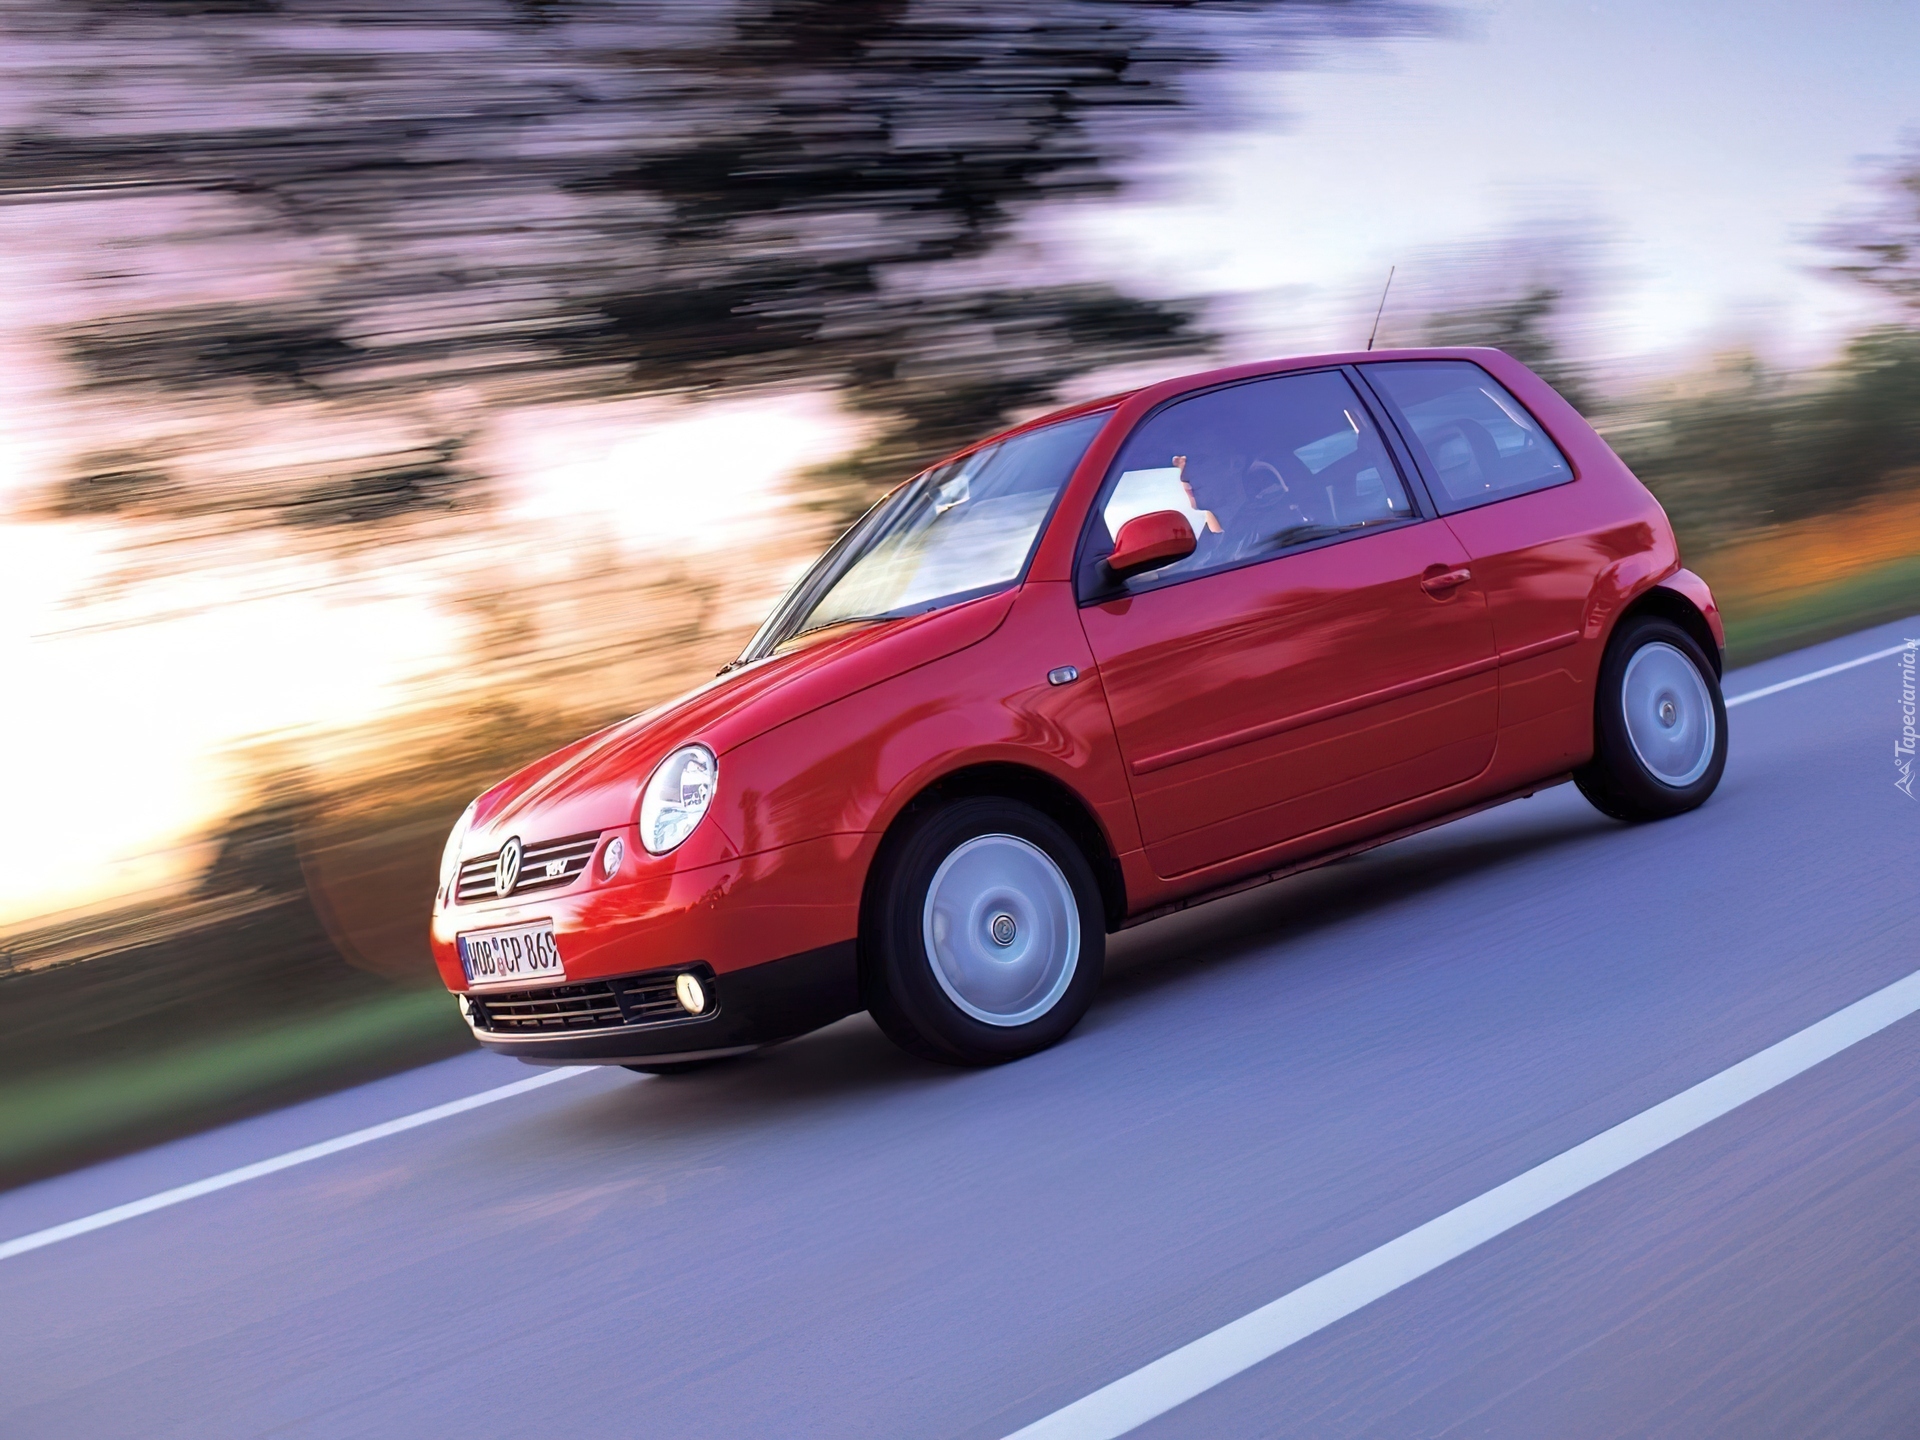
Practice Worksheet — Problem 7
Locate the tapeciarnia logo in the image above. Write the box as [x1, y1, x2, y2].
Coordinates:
[1898, 641, 1918, 798]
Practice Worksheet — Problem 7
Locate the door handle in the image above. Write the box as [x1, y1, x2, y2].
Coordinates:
[1420, 566, 1472, 597]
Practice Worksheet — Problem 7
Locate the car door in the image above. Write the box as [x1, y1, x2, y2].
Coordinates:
[1359, 359, 1596, 771]
[1075, 367, 1500, 880]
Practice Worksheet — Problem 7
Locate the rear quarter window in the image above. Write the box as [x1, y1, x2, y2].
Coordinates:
[1363, 360, 1573, 513]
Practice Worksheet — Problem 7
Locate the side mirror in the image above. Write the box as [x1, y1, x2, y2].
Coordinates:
[1105, 509, 1197, 581]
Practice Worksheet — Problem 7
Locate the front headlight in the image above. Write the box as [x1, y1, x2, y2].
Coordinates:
[438, 801, 477, 899]
[638, 744, 717, 855]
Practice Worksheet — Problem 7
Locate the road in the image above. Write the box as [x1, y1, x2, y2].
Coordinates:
[5, 618, 1919, 1439]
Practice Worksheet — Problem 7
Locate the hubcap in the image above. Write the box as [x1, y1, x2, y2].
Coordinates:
[922, 834, 1080, 1027]
[1622, 641, 1715, 787]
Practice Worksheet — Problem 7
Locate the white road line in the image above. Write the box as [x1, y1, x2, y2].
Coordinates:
[1005, 967, 1920, 1440]
[0, 1066, 588, 1264]
[1725, 639, 1917, 707]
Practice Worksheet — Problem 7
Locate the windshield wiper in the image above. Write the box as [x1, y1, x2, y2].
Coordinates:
[785, 614, 894, 646]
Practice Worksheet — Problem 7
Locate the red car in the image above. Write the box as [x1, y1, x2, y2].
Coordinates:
[431, 348, 1726, 1070]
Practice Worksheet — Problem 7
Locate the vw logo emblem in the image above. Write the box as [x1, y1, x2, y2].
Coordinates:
[495, 837, 523, 898]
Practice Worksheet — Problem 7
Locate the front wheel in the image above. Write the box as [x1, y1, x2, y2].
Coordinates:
[861, 797, 1104, 1066]
[1575, 614, 1727, 822]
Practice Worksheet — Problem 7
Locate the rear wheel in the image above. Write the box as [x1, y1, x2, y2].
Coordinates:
[862, 797, 1104, 1066]
[1576, 614, 1727, 822]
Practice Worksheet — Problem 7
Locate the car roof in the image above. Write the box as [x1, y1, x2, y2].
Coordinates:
[934, 346, 1515, 472]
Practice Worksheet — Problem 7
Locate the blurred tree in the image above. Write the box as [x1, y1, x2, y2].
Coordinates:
[1613, 144, 1920, 555]
[1609, 331, 1920, 557]
[1604, 353, 1809, 555]
[1824, 136, 1920, 315]
[1812, 327, 1920, 492]
[1401, 223, 1605, 412]
[5, 0, 1446, 523]
[1420, 283, 1595, 413]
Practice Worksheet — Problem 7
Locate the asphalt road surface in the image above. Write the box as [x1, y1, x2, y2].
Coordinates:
[6, 618, 1919, 1439]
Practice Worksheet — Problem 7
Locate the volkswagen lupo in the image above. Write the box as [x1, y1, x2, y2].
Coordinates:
[431, 349, 1727, 1069]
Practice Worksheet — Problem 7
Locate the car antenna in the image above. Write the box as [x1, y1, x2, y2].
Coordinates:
[1365, 265, 1395, 351]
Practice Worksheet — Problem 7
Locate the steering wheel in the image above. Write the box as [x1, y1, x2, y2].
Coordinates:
[1227, 458, 1310, 558]
[1246, 459, 1289, 495]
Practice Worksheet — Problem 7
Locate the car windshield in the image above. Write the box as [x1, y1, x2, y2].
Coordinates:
[738, 410, 1109, 663]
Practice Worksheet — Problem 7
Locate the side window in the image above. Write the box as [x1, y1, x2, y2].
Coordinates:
[1362, 360, 1573, 513]
[1080, 369, 1414, 594]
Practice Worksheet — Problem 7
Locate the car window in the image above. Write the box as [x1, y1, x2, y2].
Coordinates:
[1362, 360, 1573, 512]
[740, 409, 1108, 661]
[1080, 369, 1414, 595]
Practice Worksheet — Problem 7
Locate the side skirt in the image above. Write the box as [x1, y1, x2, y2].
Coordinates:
[1119, 773, 1573, 930]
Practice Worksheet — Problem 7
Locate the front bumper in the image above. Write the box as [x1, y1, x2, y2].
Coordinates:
[431, 831, 868, 990]
[460, 940, 860, 1065]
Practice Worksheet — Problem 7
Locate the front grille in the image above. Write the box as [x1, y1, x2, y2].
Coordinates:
[466, 968, 713, 1036]
[455, 832, 600, 905]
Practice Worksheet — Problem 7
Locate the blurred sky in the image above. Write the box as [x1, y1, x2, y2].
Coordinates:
[1067, 0, 1920, 364]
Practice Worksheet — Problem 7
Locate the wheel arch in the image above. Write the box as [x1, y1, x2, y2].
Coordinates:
[1613, 581, 1723, 677]
[861, 762, 1129, 933]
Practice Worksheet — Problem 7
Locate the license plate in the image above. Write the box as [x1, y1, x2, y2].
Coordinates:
[459, 921, 564, 989]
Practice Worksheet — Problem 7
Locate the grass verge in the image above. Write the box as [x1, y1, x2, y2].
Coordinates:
[0, 988, 471, 1190]
[1717, 552, 1920, 667]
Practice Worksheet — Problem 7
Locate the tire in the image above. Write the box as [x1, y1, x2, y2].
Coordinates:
[1575, 614, 1727, 822]
[861, 797, 1105, 1066]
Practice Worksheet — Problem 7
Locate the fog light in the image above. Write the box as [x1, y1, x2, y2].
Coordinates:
[674, 973, 707, 1015]
[600, 836, 624, 879]
[456, 994, 474, 1022]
